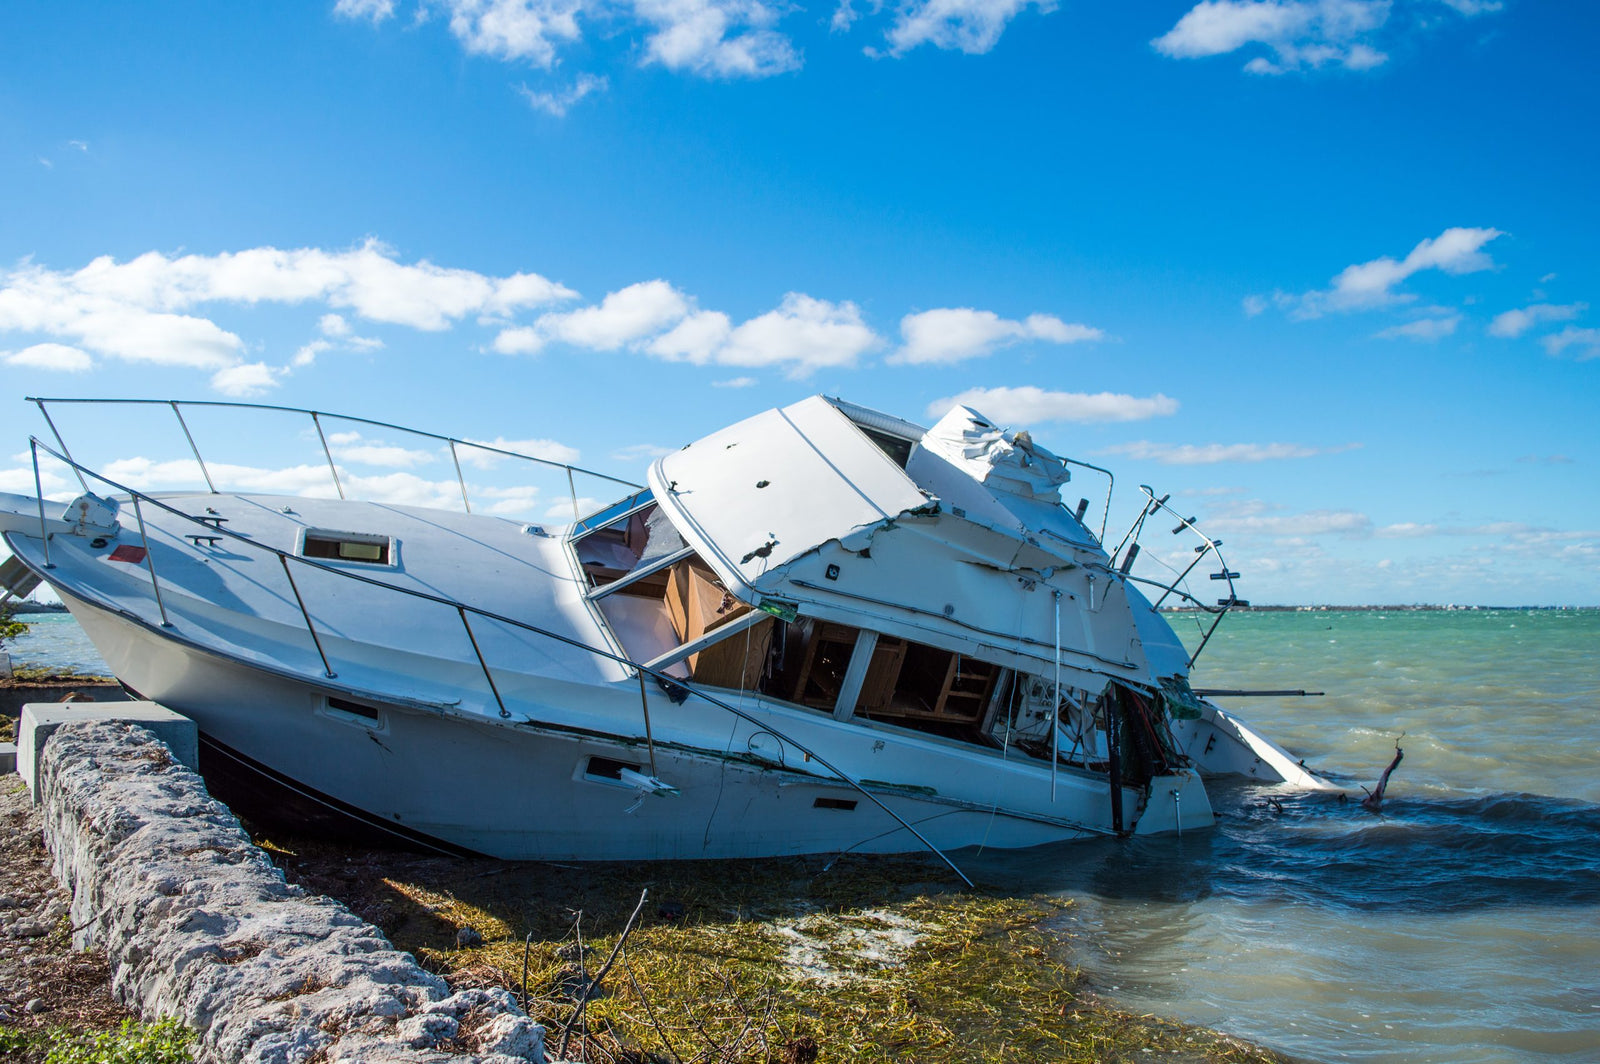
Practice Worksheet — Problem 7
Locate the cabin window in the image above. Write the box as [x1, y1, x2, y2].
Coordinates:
[571, 493, 688, 591]
[300, 529, 394, 566]
[584, 756, 641, 782]
[860, 427, 914, 469]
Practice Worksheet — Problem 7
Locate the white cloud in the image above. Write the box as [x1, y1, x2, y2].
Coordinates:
[1488, 302, 1585, 339]
[890, 308, 1101, 365]
[926, 386, 1179, 425]
[1374, 315, 1459, 341]
[210, 363, 282, 398]
[712, 375, 757, 388]
[1286, 227, 1501, 318]
[3, 343, 93, 372]
[293, 339, 333, 367]
[1100, 440, 1360, 464]
[1242, 294, 1268, 317]
[1154, 0, 1393, 74]
[717, 293, 880, 377]
[492, 326, 545, 355]
[334, 0, 397, 21]
[519, 73, 608, 115]
[1438, 0, 1501, 13]
[329, 432, 436, 468]
[634, 0, 801, 77]
[647, 310, 733, 363]
[460, 435, 582, 467]
[1205, 507, 1373, 537]
[1542, 327, 1600, 361]
[439, 0, 587, 68]
[0, 242, 576, 387]
[541, 280, 691, 350]
[883, 0, 1050, 56]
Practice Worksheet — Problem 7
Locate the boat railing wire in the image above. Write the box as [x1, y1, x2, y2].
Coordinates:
[25, 396, 643, 522]
[1108, 484, 1243, 669]
[19, 432, 977, 888]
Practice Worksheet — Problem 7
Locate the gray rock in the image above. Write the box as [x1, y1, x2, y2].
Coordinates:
[37, 720, 548, 1063]
[25, 997, 45, 1014]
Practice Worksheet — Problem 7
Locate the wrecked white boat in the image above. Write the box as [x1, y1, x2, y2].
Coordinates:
[0, 396, 1330, 870]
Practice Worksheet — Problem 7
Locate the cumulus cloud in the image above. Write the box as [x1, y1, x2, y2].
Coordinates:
[541, 280, 691, 350]
[1488, 302, 1585, 339]
[0, 242, 575, 392]
[926, 386, 1179, 425]
[1099, 440, 1361, 464]
[210, 363, 283, 398]
[341, 0, 800, 80]
[1153, 0, 1392, 74]
[890, 308, 1102, 365]
[634, 0, 801, 77]
[519, 73, 608, 115]
[718, 294, 880, 376]
[460, 435, 582, 467]
[712, 375, 757, 388]
[1284, 226, 1502, 318]
[1374, 315, 1459, 341]
[1542, 327, 1600, 361]
[3, 343, 93, 372]
[882, 0, 1051, 56]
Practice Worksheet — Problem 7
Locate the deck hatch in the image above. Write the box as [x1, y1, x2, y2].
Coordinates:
[300, 529, 394, 565]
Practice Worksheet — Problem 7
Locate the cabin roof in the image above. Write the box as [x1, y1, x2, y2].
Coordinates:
[647, 396, 933, 595]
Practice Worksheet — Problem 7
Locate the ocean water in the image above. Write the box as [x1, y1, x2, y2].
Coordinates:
[975, 608, 1600, 1063]
[3, 611, 111, 675]
[9, 607, 1599, 1061]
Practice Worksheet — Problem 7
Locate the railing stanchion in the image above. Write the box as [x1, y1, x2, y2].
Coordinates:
[278, 555, 336, 678]
[33, 400, 88, 494]
[30, 441, 53, 570]
[129, 496, 171, 628]
[449, 440, 472, 514]
[310, 412, 345, 500]
[170, 402, 217, 493]
[458, 607, 509, 718]
[567, 468, 580, 520]
[636, 671, 659, 778]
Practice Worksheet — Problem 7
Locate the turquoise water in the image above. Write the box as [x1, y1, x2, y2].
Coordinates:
[3, 611, 110, 674]
[10, 608, 1600, 1061]
[979, 608, 1600, 1063]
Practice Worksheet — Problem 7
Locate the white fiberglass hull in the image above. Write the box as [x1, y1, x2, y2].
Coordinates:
[59, 589, 1210, 860]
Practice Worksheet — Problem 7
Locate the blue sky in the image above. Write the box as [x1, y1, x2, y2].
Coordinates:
[2, 1, 1596, 605]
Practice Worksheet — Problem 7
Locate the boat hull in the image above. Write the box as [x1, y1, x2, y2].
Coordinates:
[58, 589, 1207, 860]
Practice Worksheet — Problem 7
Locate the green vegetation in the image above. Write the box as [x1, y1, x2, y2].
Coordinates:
[1, 667, 116, 684]
[0, 606, 26, 648]
[274, 841, 1287, 1064]
[0, 1019, 192, 1064]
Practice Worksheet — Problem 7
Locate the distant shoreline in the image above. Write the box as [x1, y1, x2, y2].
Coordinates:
[1160, 603, 1596, 612]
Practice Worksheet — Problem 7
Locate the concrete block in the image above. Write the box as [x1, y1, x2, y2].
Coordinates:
[0, 741, 14, 774]
[18, 701, 196, 803]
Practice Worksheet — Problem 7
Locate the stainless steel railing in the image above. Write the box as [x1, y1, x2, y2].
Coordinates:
[19, 434, 976, 886]
[1110, 484, 1243, 668]
[26, 397, 643, 518]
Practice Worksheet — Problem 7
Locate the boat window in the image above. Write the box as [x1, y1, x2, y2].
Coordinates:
[300, 529, 394, 565]
[572, 497, 688, 591]
[860, 427, 914, 469]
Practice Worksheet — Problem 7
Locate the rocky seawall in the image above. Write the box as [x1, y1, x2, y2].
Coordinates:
[34, 719, 552, 1064]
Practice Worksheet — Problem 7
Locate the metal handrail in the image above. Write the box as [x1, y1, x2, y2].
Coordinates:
[21, 436, 973, 887]
[1116, 485, 1242, 668]
[1060, 456, 1115, 544]
[26, 397, 643, 520]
